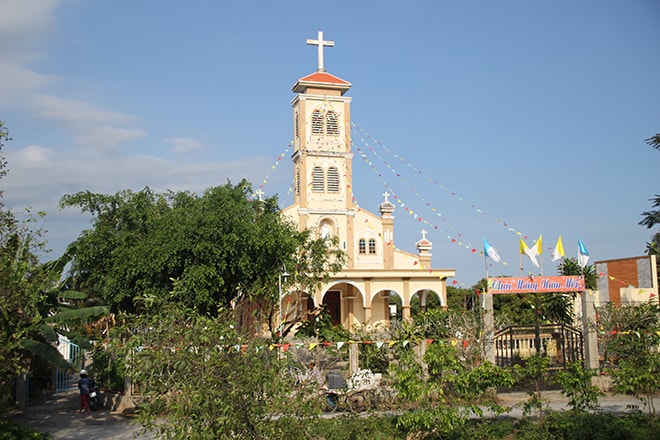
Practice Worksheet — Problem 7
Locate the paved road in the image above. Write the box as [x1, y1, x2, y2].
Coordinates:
[11, 392, 153, 440]
[12, 390, 656, 440]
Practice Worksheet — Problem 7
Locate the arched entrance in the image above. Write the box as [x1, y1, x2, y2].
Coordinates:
[321, 282, 365, 328]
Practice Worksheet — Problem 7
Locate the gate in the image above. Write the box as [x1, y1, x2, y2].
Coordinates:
[494, 324, 583, 369]
[55, 335, 82, 399]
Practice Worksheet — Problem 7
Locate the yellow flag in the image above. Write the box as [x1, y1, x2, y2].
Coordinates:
[551, 236, 565, 262]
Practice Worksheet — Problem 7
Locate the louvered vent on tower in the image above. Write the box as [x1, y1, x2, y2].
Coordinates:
[327, 166, 339, 193]
[312, 166, 325, 192]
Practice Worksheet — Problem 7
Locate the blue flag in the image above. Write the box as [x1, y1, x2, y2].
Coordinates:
[483, 238, 501, 263]
[577, 238, 590, 268]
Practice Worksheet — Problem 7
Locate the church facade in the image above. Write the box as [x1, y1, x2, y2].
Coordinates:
[280, 32, 455, 329]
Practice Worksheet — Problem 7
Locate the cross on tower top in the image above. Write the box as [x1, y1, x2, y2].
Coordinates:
[420, 229, 428, 241]
[255, 189, 264, 201]
[306, 30, 335, 72]
[382, 191, 391, 203]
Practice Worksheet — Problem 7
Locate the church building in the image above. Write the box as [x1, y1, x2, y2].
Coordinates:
[280, 32, 455, 329]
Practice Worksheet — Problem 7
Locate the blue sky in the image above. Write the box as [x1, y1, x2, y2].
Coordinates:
[1, 1, 659, 287]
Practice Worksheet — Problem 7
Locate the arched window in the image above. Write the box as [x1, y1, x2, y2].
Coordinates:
[368, 239, 377, 254]
[312, 166, 325, 192]
[358, 238, 367, 254]
[311, 109, 324, 134]
[327, 166, 340, 193]
[326, 110, 339, 135]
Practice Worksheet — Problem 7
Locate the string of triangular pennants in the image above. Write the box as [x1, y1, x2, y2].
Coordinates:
[350, 122, 528, 240]
[351, 138, 515, 285]
[251, 143, 293, 200]
[221, 338, 467, 353]
[252, 130, 652, 294]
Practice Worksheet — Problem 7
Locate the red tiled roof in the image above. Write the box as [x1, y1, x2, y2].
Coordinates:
[297, 71, 350, 85]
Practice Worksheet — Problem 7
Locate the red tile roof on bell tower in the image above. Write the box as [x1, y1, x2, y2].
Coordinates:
[292, 71, 351, 95]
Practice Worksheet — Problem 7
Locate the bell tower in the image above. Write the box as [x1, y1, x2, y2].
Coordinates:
[289, 31, 355, 255]
[291, 32, 353, 211]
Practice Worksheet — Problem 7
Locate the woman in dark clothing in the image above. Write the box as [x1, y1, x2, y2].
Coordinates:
[77, 369, 91, 413]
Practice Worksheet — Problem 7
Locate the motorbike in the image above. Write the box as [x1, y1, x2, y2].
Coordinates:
[88, 380, 101, 411]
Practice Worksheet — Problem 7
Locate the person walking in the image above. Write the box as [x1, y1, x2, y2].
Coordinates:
[77, 369, 91, 413]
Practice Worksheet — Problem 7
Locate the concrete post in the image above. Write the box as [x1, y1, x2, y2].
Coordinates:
[581, 289, 600, 370]
[349, 342, 359, 375]
[482, 292, 495, 365]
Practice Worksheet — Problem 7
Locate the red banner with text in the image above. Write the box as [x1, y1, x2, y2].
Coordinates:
[487, 276, 585, 294]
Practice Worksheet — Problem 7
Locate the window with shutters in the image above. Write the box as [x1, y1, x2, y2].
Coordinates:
[327, 166, 339, 193]
[368, 239, 377, 254]
[358, 238, 366, 254]
[311, 109, 324, 134]
[326, 110, 339, 135]
[295, 168, 300, 196]
[312, 166, 325, 192]
[295, 111, 299, 138]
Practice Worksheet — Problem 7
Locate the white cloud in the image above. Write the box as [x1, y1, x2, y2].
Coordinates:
[17, 145, 54, 164]
[0, 2, 146, 155]
[3, 149, 278, 256]
[0, 61, 56, 105]
[32, 94, 147, 152]
[166, 137, 203, 153]
[0, 0, 59, 57]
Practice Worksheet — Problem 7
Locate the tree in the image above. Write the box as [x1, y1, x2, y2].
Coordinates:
[639, 195, 660, 230]
[640, 134, 660, 286]
[599, 302, 660, 414]
[108, 303, 320, 439]
[60, 182, 346, 333]
[393, 340, 514, 436]
[645, 133, 660, 151]
[0, 122, 108, 414]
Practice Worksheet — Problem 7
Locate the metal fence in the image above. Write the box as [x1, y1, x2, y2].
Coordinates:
[494, 324, 584, 369]
[55, 336, 82, 400]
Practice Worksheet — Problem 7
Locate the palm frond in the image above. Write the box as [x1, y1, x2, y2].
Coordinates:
[44, 305, 110, 323]
[20, 339, 76, 372]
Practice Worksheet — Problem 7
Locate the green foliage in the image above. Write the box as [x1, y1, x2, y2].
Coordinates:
[106, 303, 322, 439]
[513, 354, 553, 421]
[396, 406, 468, 438]
[600, 301, 660, 414]
[351, 322, 391, 373]
[445, 285, 478, 311]
[544, 412, 660, 440]
[493, 293, 537, 326]
[303, 414, 400, 439]
[0, 123, 108, 415]
[90, 344, 126, 392]
[392, 338, 514, 436]
[251, 411, 660, 439]
[412, 307, 451, 339]
[553, 361, 604, 412]
[0, 419, 52, 440]
[60, 182, 346, 335]
[295, 305, 350, 342]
